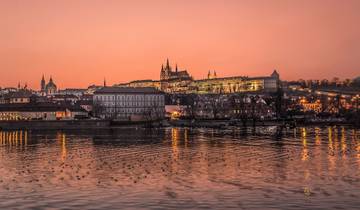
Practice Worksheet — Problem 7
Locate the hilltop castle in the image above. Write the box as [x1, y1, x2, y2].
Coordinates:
[117, 58, 280, 94]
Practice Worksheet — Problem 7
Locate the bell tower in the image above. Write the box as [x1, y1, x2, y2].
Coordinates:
[41, 75, 46, 91]
[160, 64, 165, 80]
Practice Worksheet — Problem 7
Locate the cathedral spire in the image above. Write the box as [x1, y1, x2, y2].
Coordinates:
[41, 74, 46, 91]
[166, 58, 170, 69]
[175, 64, 178, 72]
[103, 78, 106, 87]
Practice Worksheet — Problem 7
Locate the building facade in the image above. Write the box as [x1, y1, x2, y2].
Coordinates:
[93, 87, 165, 121]
[0, 90, 33, 104]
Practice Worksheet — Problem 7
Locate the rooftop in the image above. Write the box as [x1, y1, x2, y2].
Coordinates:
[2, 90, 34, 99]
[0, 102, 86, 112]
[60, 88, 87, 92]
[94, 87, 163, 94]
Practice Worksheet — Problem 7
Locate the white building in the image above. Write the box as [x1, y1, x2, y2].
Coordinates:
[93, 87, 165, 121]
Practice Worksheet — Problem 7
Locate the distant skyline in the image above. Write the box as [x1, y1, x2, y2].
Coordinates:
[1, 0, 359, 89]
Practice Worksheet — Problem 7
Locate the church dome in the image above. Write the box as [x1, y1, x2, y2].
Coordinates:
[45, 77, 57, 95]
[46, 77, 57, 89]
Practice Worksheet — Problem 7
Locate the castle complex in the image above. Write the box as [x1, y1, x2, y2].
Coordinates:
[118, 59, 281, 94]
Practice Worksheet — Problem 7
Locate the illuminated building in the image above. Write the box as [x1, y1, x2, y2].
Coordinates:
[207, 70, 217, 79]
[116, 59, 280, 94]
[121, 80, 161, 90]
[299, 98, 322, 113]
[0, 103, 88, 121]
[165, 105, 186, 119]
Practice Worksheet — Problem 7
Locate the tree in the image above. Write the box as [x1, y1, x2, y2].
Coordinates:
[142, 101, 164, 122]
[331, 77, 340, 87]
[229, 93, 249, 127]
[208, 94, 225, 119]
[319, 95, 330, 114]
[274, 87, 284, 119]
[249, 95, 259, 127]
[352, 77, 360, 88]
[184, 94, 198, 119]
[92, 101, 105, 118]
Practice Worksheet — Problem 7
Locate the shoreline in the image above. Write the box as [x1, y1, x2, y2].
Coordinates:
[0, 118, 357, 131]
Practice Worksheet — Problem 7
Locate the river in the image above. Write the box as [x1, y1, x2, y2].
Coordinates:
[0, 126, 359, 209]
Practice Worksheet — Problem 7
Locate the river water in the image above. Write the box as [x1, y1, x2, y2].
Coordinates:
[0, 126, 359, 209]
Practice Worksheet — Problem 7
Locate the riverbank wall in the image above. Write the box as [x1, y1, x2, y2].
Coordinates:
[169, 119, 356, 128]
[0, 118, 356, 131]
[0, 120, 111, 130]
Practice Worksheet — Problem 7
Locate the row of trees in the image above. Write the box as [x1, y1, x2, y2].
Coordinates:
[293, 77, 360, 89]
[182, 89, 284, 125]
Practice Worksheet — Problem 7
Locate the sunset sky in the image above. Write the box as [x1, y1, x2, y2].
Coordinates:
[1, 0, 359, 89]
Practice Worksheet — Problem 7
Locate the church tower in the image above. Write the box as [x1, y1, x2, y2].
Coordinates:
[165, 58, 172, 74]
[207, 70, 217, 79]
[41, 75, 46, 91]
[161, 58, 172, 80]
[271, 69, 280, 80]
[160, 64, 165, 80]
[166, 58, 170, 70]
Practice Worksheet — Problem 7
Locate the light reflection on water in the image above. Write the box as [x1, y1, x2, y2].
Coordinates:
[0, 126, 359, 209]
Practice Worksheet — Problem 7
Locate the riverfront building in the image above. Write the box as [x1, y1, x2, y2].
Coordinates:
[93, 87, 165, 121]
[0, 103, 88, 121]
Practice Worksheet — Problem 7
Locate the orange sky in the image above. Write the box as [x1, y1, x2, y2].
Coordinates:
[1, 0, 359, 89]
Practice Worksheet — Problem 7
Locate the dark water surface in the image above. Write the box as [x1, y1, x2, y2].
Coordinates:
[0, 126, 359, 209]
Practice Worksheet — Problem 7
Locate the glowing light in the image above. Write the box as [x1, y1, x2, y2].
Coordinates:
[301, 128, 309, 161]
[171, 111, 181, 120]
[315, 127, 321, 145]
[341, 127, 347, 157]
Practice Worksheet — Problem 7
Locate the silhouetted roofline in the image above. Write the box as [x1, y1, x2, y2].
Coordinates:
[94, 87, 164, 94]
[0, 102, 86, 112]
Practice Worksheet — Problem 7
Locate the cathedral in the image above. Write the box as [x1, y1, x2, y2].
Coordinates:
[160, 59, 192, 81]
[41, 75, 57, 95]
[207, 70, 217, 79]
